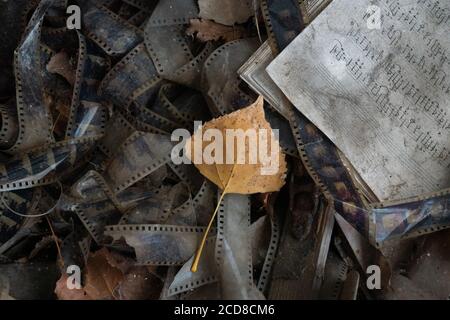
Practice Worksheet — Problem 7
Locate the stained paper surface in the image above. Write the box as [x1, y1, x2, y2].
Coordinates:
[267, 0, 450, 200]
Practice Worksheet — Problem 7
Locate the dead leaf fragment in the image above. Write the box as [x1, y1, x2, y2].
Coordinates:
[54, 274, 91, 300]
[186, 19, 247, 42]
[46, 51, 76, 86]
[116, 266, 163, 300]
[54, 248, 124, 300]
[84, 248, 124, 300]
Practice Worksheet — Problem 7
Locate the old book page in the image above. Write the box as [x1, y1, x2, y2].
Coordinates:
[267, 0, 450, 201]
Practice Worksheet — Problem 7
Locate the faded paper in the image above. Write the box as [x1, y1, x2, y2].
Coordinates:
[268, 0, 450, 201]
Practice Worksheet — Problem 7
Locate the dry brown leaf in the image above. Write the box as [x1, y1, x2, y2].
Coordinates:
[46, 51, 76, 86]
[54, 274, 91, 300]
[187, 96, 287, 194]
[84, 248, 124, 300]
[54, 248, 124, 300]
[186, 18, 247, 42]
[186, 96, 287, 271]
[116, 266, 163, 300]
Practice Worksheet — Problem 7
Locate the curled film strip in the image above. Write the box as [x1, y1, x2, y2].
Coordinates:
[74, 198, 122, 244]
[0, 189, 35, 247]
[146, 0, 198, 27]
[99, 43, 159, 108]
[98, 113, 137, 159]
[145, 20, 216, 90]
[104, 224, 213, 266]
[11, 0, 55, 153]
[103, 131, 173, 193]
[0, 137, 96, 193]
[256, 202, 281, 294]
[201, 38, 259, 116]
[215, 193, 254, 299]
[167, 237, 218, 297]
[80, 1, 143, 56]
[119, 184, 186, 225]
[65, 32, 109, 139]
[0, 100, 19, 150]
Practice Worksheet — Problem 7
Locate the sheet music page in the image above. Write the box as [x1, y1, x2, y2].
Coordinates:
[267, 0, 450, 201]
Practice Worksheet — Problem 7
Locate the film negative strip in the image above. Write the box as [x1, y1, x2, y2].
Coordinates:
[160, 266, 179, 300]
[80, 0, 143, 56]
[289, 104, 369, 237]
[121, 0, 156, 13]
[167, 42, 216, 91]
[71, 170, 123, 211]
[264, 106, 299, 158]
[0, 137, 96, 192]
[99, 43, 160, 108]
[201, 38, 259, 117]
[10, 0, 55, 153]
[167, 180, 216, 226]
[69, 170, 125, 244]
[256, 201, 281, 294]
[168, 209, 277, 298]
[0, 189, 35, 247]
[335, 212, 391, 290]
[127, 10, 149, 29]
[120, 109, 170, 135]
[70, 168, 164, 245]
[369, 188, 450, 246]
[179, 282, 222, 300]
[145, 20, 215, 89]
[98, 113, 137, 159]
[215, 193, 253, 299]
[167, 163, 205, 196]
[146, 0, 198, 27]
[268, 162, 333, 299]
[167, 237, 218, 297]
[127, 100, 181, 134]
[40, 25, 79, 52]
[104, 224, 213, 265]
[0, 100, 19, 150]
[318, 249, 349, 299]
[157, 84, 210, 128]
[74, 198, 122, 244]
[145, 25, 194, 76]
[261, 0, 305, 53]
[261, 0, 331, 54]
[115, 185, 164, 212]
[66, 32, 109, 139]
[103, 131, 174, 193]
[119, 184, 184, 225]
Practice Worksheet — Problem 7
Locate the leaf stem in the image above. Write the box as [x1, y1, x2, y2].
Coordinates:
[191, 165, 236, 272]
[190, 190, 227, 272]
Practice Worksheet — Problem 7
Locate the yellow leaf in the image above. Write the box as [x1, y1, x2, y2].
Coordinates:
[187, 96, 287, 193]
[186, 96, 287, 271]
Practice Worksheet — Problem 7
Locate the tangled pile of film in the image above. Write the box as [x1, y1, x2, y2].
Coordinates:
[1, 0, 450, 300]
